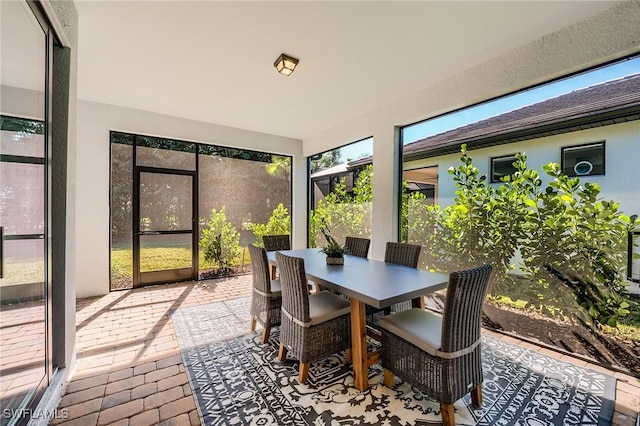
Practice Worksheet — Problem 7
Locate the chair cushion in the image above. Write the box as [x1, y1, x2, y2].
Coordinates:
[308, 291, 351, 326]
[378, 308, 442, 357]
[270, 279, 281, 296]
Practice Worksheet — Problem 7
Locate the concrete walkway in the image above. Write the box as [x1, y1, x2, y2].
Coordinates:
[53, 275, 639, 425]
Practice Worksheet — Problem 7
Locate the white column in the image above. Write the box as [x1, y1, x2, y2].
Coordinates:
[291, 154, 308, 249]
[370, 126, 400, 260]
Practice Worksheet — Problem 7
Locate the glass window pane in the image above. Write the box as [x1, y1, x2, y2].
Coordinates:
[0, 239, 45, 287]
[198, 153, 291, 277]
[111, 142, 133, 290]
[0, 0, 48, 416]
[0, 125, 44, 157]
[140, 234, 192, 272]
[0, 300, 46, 413]
[0, 162, 45, 235]
[136, 145, 195, 170]
[308, 138, 373, 249]
[562, 142, 605, 176]
[140, 173, 192, 231]
[491, 155, 517, 183]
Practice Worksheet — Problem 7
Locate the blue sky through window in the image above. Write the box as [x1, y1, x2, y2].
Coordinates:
[339, 137, 373, 164]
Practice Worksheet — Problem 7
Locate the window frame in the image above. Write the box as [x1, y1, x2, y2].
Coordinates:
[307, 136, 373, 248]
[560, 141, 605, 177]
[490, 154, 518, 183]
[109, 131, 293, 290]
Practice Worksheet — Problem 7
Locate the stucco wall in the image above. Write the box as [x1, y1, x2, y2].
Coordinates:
[302, 1, 640, 260]
[75, 101, 304, 298]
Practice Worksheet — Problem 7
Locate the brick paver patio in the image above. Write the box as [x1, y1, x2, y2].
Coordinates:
[52, 274, 639, 426]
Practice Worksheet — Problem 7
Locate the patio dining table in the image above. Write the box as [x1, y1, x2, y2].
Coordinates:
[266, 248, 449, 391]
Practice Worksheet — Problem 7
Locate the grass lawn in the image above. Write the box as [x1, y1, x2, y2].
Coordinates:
[111, 246, 249, 278]
[0, 260, 44, 286]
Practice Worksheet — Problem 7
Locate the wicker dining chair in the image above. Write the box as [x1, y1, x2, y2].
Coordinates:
[262, 234, 291, 251]
[248, 244, 282, 344]
[344, 236, 370, 258]
[366, 242, 422, 328]
[379, 264, 493, 426]
[262, 234, 291, 280]
[275, 251, 352, 383]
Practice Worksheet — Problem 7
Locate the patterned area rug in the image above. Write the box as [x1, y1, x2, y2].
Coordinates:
[172, 297, 616, 425]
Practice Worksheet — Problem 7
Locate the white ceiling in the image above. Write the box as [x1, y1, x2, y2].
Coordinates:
[75, 1, 616, 141]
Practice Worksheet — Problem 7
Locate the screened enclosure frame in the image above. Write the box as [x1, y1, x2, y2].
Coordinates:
[109, 131, 293, 290]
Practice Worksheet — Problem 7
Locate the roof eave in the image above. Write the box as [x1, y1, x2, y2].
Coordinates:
[403, 104, 640, 162]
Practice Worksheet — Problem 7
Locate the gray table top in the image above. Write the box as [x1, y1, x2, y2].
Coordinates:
[267, 249, 449, 309]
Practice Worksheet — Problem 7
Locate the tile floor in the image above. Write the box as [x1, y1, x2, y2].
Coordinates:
[52, 275, 639, 426]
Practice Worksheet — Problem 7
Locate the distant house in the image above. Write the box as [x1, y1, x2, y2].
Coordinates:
[310, 161, 369, 209]
[402, 73, 640, 290]
[311, 156, 438, 209]
[403, 73, 640, 213]
[321, 72, 640, 211]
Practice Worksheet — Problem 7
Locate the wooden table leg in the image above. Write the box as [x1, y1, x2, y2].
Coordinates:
[411, 296, 424, 309]
[270, 264, 277, 280]
[350, 298, 368, 391]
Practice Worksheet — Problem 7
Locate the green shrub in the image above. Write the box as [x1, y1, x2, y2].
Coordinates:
[309, 165, 372, 247]
[200, 206, 241, 270]
[406, 145, 638, 327]
[247, 203, 291, 247]
[520, 162, 636, 327]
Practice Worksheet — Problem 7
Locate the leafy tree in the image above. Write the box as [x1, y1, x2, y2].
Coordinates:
[404, 145, 637, 327]
[520, 162, 635, 327]
[200, 206, 241, 270]
[247, 203, 291, 246]
[265, 155, 291, 179]
[352, 166, 373, 203]
[404, 195, 441, 267]
[310, 150, 342, 174]
[439, 150, 541, 292]
[400, 185, 428, 243]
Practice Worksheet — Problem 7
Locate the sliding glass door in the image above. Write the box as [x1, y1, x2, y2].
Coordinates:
[0, 1, 52, 423]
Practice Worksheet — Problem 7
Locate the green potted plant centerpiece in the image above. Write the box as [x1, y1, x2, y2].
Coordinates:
[319, 227, 349, 265]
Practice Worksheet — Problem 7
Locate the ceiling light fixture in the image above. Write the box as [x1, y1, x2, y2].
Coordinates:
[274, 53, 298, 76]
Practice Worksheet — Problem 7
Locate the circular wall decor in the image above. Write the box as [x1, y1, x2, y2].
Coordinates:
[574, 160, 593, 175]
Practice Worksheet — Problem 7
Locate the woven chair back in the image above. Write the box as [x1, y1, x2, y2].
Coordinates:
[248, 244, 272, 294]
[384, 242, 421, 268]
[263, 234, 291, 251]
[441, 264, 492, 353]
[344, 236, 370, 258]
[276, 252, 311, 323]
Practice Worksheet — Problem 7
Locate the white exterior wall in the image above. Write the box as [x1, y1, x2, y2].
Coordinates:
[404, 121, 640, 216]
[302, 1, 640, 261]
[75, 100, 304, 298]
